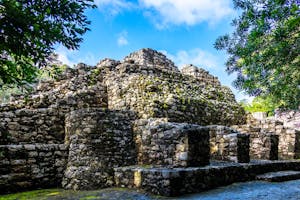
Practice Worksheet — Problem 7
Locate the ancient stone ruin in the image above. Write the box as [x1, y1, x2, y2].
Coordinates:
[1, 48, 300, 196]
[275, 109, 300, 131]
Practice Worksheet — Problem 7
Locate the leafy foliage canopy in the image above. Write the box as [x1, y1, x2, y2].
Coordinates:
[215, 0, 300, 109]
[0, 0, 95, 86]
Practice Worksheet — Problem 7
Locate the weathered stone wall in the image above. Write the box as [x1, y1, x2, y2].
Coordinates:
[209, 126, 250, 163]
[0, 63, 108, 142]
[134, 118, 210, 167]
[104, 62, 245, 126]
[2, 49, 243, 128]
[0, 108, 64, 144]
[0, 64, 108, 193]
[252, 112, 267, 120]
[181, 64, 221, 87]
[233, 116, 300, 160]
[0, 107, 69, 194]
[115, 160, 300, 196]
[123, 48, 179, 72]
[232, 125, 279, 160]
[251, 132, 278, 160]
[7, 64, 107, 111]
[0, 144, 68, 194]
[62, 108, 136, 190]
[275, 109, 300, 130]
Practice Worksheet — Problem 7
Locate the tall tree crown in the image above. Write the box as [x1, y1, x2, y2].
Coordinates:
[0, 0, 96, 86]
[215, 0, 300, 109]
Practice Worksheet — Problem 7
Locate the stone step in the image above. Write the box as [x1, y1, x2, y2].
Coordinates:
[256, 171, 300, 182]
[114, 160, 300, 196]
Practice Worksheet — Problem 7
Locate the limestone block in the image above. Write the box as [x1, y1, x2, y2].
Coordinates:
[209, 125, 250, 163]
[134, 118, 210, 167]
[62, 108, 136, 190]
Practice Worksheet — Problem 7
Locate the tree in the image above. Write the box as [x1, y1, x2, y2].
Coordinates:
[240, 96, 281, 116]
[0, 53, 68, 104]
[215, 0, 300, 109]
[0, 0, 96, 87]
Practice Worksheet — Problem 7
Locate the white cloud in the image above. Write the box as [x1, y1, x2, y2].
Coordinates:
[79, 52, 98, 65]
[160, 49, 219, 69]
[94, 0, 134, 15]
[117, 31, 129, 46]
[55, 46, 98, 67]
[139, 0, 233, 27]
[55, 46, 76, 67]
[94, 1, 233, 28]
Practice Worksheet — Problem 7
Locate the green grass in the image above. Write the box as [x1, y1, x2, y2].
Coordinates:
[0, 188, 160, 200]
[79, 196, 103, 200]
[0, 189, 62, 200]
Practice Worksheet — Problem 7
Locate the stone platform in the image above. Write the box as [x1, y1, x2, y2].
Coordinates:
[114, 160, 300, 196]
[256, 171, 300, 182]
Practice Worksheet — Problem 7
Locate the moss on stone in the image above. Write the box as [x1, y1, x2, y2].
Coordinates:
[162, 104, 169, 110]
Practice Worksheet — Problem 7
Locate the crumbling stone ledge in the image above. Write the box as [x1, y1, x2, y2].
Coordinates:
[114, 160, 300, 196]
[0, 144, 68, 194]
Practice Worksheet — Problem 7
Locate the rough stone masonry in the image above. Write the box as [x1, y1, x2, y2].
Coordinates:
[0, 48, 298, 195]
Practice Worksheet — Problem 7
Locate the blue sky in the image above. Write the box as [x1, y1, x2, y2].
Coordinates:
[56, 0, 252, 101]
